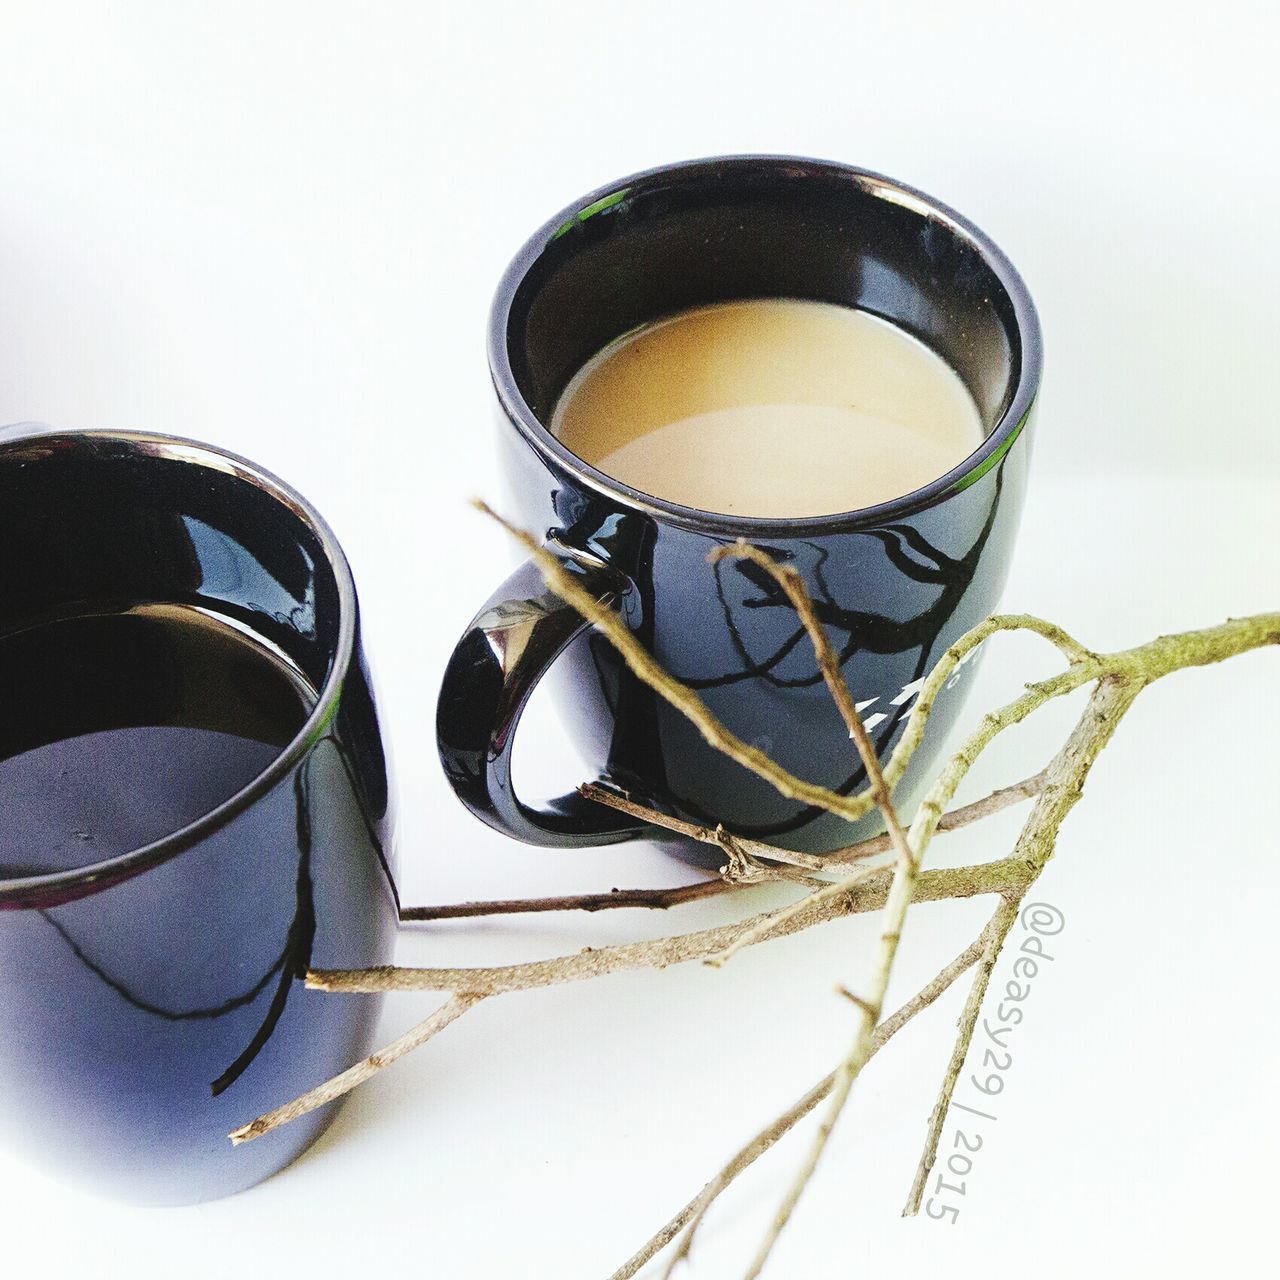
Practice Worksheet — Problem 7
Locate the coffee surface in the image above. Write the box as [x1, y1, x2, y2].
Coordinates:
[0, 605, 313, 877]
[551, 298, 986, 518]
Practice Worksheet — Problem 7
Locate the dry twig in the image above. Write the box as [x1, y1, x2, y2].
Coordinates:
[399, 879, 740, 921]
[307, 857, 1033, 998]
[623, 924, 999, 1280]
[580, 770, 1047, 876]
[228, 994, 481, 1145]
[226, 506, 1279, 1280]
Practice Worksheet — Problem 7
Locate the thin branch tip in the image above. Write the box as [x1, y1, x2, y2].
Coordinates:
[239, 505, 1280, 1270]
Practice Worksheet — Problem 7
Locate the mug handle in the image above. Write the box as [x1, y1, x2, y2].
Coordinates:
[435, 546, 653, 846]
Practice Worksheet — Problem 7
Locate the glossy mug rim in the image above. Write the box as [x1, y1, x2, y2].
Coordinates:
[488, 153, 1043, 538]
[0, 428, 359, 909]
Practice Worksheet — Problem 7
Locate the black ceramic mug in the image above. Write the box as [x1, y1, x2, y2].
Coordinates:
[0, 427, 396, 1204]
[437, 156, 1041, 854]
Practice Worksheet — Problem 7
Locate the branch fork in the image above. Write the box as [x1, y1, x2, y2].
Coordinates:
[225, 504, 1279, 1280]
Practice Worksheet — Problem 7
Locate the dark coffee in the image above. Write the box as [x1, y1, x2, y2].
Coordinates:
[0, 605, 313, 877]
[0, 429, 396, 1206]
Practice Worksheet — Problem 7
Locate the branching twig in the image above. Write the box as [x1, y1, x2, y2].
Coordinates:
[473, 502, 1093, 828]
[726, 552, 941, 1274]
[229, 994, 482, 1145]
[308, 858, 1035, 996]
[617, 927, 995, 1280]
[473, 502, 871, 823]
[901, 673, 1142, 1215]
[399, 879, 741, 921]
[870, 612, 1096, 807]
[701, 865, 880, 969]
[902, 895, 1019, 1216]
[581, 769, 1048, 875]
[235, 859, 1030, 1147]
[710, 543, 914, 864]
[576, 785, 834, 874]
[226, 501, 1280, 1280]
[711, 541, 918, 877]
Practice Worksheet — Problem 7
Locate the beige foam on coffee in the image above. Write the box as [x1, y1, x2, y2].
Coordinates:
[550, 298, 986, 519]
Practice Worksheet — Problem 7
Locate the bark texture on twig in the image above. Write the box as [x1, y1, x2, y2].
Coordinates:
[613, 929, 993, 1280]
[580, 770, 1047, 875]
[308, 859, 1031, 996]
[472, 503, 1094, 828]
[703, 543, 933, 1275]
[225, 501, 1280, 1280]
[228, 860, 1028, 1147]
[399, 879, 738, 921]
[901, 673, 1141, 1214]
[229, 994, 481, 1145]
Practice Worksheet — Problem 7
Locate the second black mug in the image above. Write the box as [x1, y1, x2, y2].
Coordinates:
[437, 156, 1041, 854]
[0, 428, 397, 1204]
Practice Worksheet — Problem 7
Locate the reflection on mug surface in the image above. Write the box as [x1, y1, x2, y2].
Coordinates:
[0, 430, 397, 1205]
[438, 156, 1040, 854]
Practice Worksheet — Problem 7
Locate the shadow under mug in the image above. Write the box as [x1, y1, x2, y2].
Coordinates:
[437, 155, 1042, 854]
[0, 428, 397, 1205]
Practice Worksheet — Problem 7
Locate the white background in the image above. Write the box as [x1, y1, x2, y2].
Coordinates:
[2, 2, 1278, 1276]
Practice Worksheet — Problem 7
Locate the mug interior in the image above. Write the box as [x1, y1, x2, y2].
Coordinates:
[494, 156, 1037, 526]
[0, 433, 343, 684]
[0, 431, 354, 903]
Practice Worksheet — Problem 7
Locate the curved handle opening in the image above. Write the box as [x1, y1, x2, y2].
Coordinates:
[435, 549, 651, 847]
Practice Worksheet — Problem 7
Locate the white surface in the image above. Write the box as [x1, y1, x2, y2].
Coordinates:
[1, 2, 1278, 1276]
